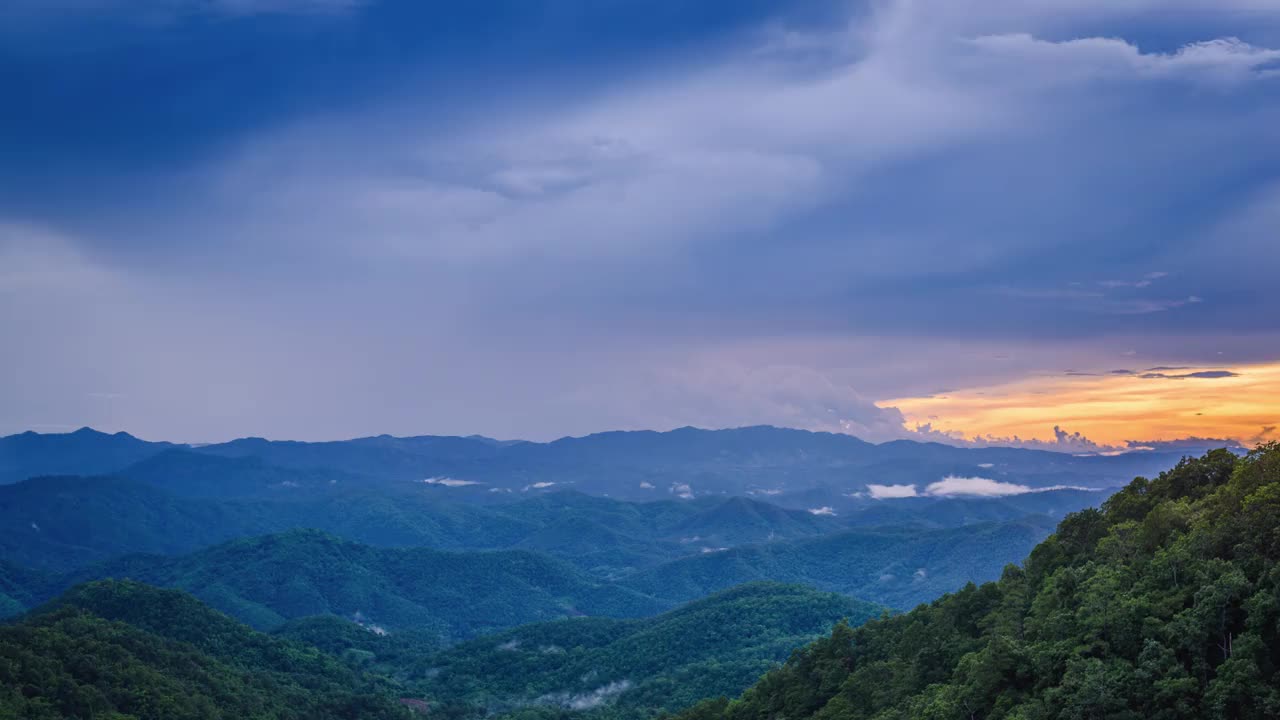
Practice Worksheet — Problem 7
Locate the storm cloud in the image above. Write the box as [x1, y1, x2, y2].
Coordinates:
[3, 1, 1280, 443]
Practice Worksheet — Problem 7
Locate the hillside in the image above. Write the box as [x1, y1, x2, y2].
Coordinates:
[0, 579, 410, 720]
[120, 448, 362, 498]
[622, 517, 1056, 610]
[0, 474, 844, 574]
[0, 560, 48, 619]
[407, 582, 882, 719]
[676, 446, 1280, 720]
[0, 474, 277, 571]
[62, 530, 666, 640]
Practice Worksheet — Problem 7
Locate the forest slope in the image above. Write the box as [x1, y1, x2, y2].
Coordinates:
[0, 579, 410, 720]
[676, 446, 1280, 720]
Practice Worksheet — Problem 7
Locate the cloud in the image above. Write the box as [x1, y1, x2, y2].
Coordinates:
[1139, 370, 1239, 380]
[923, 476, 1094, 497]
[867, 484, 919, 499]
[0, 222, 117, 294]
[968, 34, 1280, 86]
[892, 358, 1280, 453]
[1, 0, 365, 22]
[808, 506, 837, 516]
[419, 476, 480, 488]
[5, 1, 1280, 444]
[628, 363, 912, 443]
[908, 423, 1116, 454]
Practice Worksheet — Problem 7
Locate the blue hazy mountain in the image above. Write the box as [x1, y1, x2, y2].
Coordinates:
[2, 426, 1192, 504]
[0, 427, 175, 484]
[57, 529, 667, 640]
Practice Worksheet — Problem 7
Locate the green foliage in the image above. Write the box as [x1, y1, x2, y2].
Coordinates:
[673, 445, 1280, 720]
[0, 580, 411, 720]
[66, 529, 666, 640]
[410, 583, 882, 720]
[0, 475, 838, 576]
[273, 614, 441, 679]
[621, 518, 1056, 610]
[0, 561, 50, 619]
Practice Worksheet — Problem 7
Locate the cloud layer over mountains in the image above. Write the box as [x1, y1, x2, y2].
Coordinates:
[2, 1, 1278, 444]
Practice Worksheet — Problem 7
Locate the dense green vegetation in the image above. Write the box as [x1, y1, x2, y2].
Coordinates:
[0, 475, 268, 572]
[64, 529, 666, 639]
[676, 446, 1280, 720]
[0, 580, 411, 720]
[409, 583, 881, 720]
[0, 474, 840, 574]
[6, 428, 1266, 720]
[3, 510, 1051, 635]
[0, 580, 880, 720]
[274, 614, 437, 679]
[621, 518, 1055, 610]
[0, 561, 48, 619]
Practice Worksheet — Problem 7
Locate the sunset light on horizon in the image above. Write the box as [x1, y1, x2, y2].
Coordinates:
[888, 361, 1280, 450]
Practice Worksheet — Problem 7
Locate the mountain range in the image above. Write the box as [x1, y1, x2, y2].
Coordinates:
[4, 444, 1276, 720]
[673, 447, 1280, 720]
[2, 426, 1188, 503]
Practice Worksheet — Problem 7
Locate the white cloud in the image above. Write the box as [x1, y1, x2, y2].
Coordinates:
[969, 34, 1280, 86]
[924, 476, 1034, 497]
[0, 222, 118, 294]
[808, 506, 837, 516]
[867, 483, 919, 499]
[924, 475, 1095, 496]
[10, 2, 1280, 445]
[639, 481, 654, 489]
[523, 481, 557, 491]
[419, 476, 481, 487]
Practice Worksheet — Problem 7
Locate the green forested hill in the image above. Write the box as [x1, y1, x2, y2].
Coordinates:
[412, 583, 882, 718]
[63, 529, 666, 639]
[0, 580, 410, 720]
[621, 517, 1055, 610]
[0, 561, 49, 619]
[0, 580, 882, 720]
[266, 582, 882, 720]
[675, 446, 1280, 720]
[0, 474, 839, 574]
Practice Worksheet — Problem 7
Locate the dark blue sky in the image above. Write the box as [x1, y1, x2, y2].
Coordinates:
[3, 0, 1280, 447]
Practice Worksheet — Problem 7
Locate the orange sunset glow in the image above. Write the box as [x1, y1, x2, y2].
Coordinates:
[886, 361, 1280, 447]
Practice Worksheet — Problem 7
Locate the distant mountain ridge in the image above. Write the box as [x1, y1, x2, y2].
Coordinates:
[0, 427, 176, 484]
[1, 426, 1193, 503]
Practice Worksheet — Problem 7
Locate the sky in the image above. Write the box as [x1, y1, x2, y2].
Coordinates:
[3, 0, 1280, 449]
